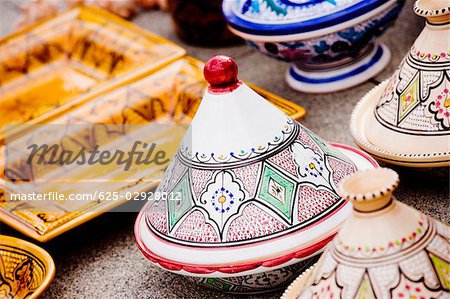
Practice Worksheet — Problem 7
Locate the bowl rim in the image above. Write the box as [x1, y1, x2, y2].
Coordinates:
[0, 235, 56, 299]
[222, 0, 398, 40]
[134, 143, 378, 276]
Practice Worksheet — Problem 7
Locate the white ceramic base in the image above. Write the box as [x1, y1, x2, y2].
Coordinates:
[286, 42, 391, 93]
[351, 81, 450, 167]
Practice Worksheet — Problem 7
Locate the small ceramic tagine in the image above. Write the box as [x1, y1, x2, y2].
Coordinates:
[134, 55, 378, 294]
[282, 167, 450, 299]
[351, 0, 450, 168]
[222, 0, 404, 93]
[0, 235, 55, 299]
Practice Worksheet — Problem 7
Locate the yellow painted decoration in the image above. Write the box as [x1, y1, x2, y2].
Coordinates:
[398, 79, 419, 123]
[218, 196, 227, 204]
[444, 97, 450, 108]
[0, 5, 185, 142]
[430, 253, 450, 289]
[0, 235, 55, 299]
[355, 274, 376, 299]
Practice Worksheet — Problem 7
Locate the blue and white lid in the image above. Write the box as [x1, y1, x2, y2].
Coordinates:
[223, 0, 393, 36]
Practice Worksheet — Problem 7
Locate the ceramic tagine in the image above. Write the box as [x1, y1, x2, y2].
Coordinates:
[222, 0, 404, 93]
[282, 167, 450, 299]
[134, 55, 378, 294]
[351, 0, 450, 167]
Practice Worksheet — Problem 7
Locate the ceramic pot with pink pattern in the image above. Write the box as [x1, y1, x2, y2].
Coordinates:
[134, 55, 378, 294]
[282, 167, 449, 299]
[351, 0, 450, 168]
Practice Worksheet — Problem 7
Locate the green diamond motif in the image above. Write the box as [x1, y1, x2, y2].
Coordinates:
[257, 163, 295, 223]
[398, 76, 420, 124]
[167, 174, 192, 231]
[355, 274, 376, 299]
[304, 128, 349, 162]
[430, 252, 450, 289]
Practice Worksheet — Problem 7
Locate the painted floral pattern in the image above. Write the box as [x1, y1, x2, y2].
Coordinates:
[0, 246, 47, 299]
[429, 88, 450, 129]
[146, 121, 356, 245]
[299, 217, 450, 299]
[246, 3, 402, 65]
[376, 43, 450, 134]
[238, 0, 354, 22]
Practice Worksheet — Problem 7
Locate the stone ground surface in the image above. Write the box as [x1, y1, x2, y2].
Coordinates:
[0, 0, 448, 298]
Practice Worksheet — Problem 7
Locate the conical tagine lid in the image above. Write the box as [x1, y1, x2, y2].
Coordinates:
[351, 0, 450, 167]
[287, 168, 450, 298]
[135, 55, 377, 277]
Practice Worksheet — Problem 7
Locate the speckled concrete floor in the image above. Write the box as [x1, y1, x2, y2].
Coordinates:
[0, 0, 448, 298]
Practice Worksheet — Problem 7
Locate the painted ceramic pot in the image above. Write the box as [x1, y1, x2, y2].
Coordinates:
[222, 0, 404, 93]
[351, 0, 450, 167]
[134, 55, 378, 294]
[0, 235, 55, 298]
[283, 167, 450, 298]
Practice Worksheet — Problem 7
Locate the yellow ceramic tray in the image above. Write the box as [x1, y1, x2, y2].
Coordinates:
[0, 57, 306, 242]
[0, 235, 55, 298]
[0, 5, 185, 142]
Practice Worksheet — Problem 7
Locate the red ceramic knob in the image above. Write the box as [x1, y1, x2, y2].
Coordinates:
[204, 55, 239, 86]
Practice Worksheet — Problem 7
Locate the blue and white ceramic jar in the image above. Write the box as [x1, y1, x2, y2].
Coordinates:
[222, 0, 405, 93]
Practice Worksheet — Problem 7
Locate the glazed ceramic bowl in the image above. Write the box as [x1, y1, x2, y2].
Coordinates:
[351, 0, 450, 167]
[282, 168, 450, 298]
[222, 0, 404, 93]
[135, 55, 378, 294]
[0, 235, 55, 298]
